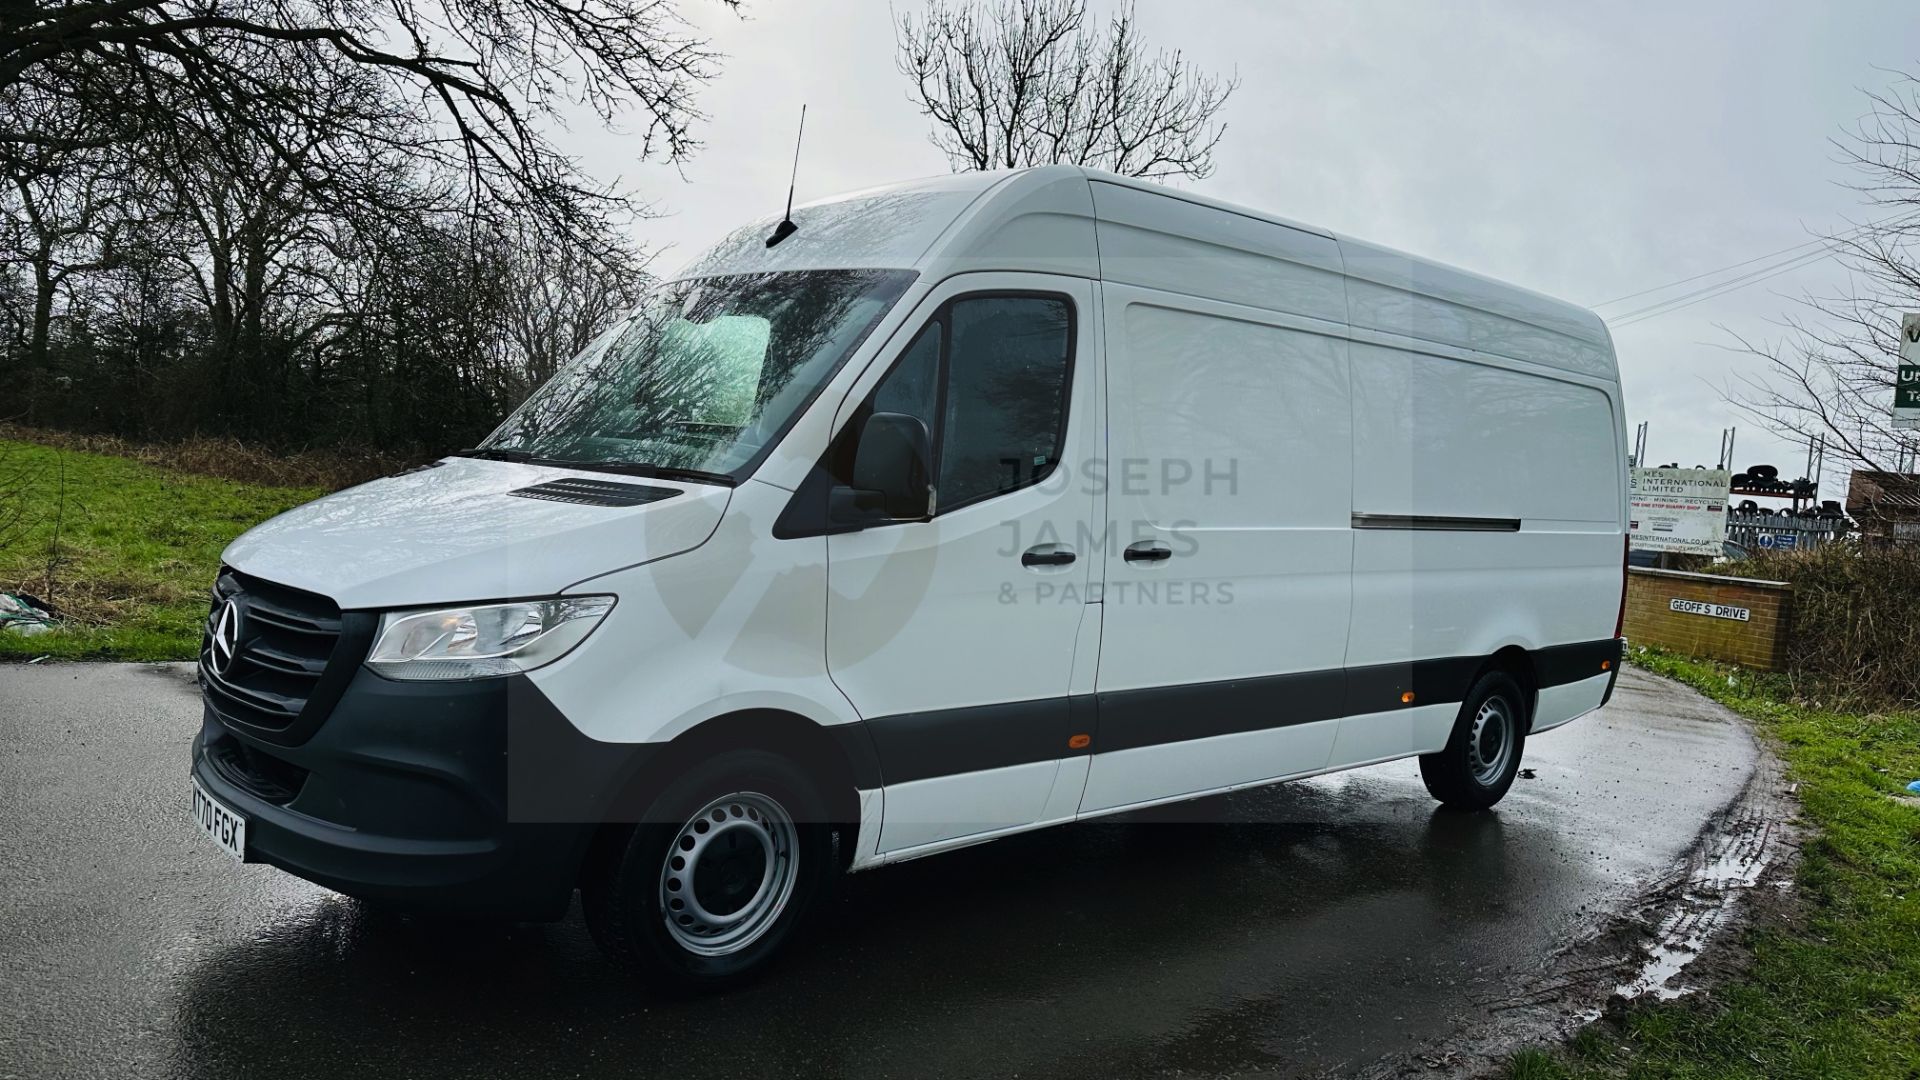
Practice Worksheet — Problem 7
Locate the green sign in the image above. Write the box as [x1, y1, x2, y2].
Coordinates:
[1900, 313, 1920, 431]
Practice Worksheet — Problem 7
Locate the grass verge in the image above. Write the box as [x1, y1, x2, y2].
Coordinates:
[0, 438, 319, 660]
[1508, 648, 1920, 1079]
[0, 422, 410, 489]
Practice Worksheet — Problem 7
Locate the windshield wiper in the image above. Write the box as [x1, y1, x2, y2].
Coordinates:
[581, 461, 739, 487]
[454, 446, 537, 462]
[452, 447, 736, 487]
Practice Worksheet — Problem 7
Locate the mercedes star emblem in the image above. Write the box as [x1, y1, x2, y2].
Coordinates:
[210, 599, 241, 677]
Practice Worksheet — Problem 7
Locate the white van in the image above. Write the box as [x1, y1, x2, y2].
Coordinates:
[189, 166, 1628, 989]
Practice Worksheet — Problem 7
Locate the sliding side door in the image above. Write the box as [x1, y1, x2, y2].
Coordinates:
[1080, 285, 1354, 814]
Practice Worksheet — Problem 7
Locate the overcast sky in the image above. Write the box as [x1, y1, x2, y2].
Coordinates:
[564, 0, 1920, 499]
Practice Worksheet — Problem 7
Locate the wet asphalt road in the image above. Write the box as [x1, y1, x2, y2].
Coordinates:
[0, 662, 1757, 1079]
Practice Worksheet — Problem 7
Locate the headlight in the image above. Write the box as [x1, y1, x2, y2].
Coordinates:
[367, 597, 615, 681]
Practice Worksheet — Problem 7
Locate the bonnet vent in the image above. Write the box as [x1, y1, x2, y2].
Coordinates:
[508, 478, 680, 508]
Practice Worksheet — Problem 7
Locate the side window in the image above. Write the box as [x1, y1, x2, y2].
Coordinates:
[833, 292, 1073, 519]
[937, 296, 1073, 509]
[869, 319, 940, 430]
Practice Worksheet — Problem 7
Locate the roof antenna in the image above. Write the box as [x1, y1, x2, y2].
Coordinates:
[765, 104, 806, 248]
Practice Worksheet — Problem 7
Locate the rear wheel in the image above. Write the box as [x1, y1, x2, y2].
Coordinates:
[1419, 671, 1527, 810]
[582, 750, 833, 992]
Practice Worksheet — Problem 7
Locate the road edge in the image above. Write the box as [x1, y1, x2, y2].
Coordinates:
[1358, 669, 1804, 1079]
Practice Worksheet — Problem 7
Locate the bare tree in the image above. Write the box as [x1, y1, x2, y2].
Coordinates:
[1, 0, 731, 455]
[2, 0, 739, 247]
[0, 80, 131, 373]
[499, 224, 650, 390]
[895, 0, 1236, 180]
[1728, 73, 1920, 497]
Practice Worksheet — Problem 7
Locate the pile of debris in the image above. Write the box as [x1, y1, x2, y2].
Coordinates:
[0, 593, 56, 636]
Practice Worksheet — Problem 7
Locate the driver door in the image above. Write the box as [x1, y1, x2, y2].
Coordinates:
[824, 274, 1101, 855]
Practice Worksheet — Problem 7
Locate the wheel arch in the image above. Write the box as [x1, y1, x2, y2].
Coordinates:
[579, 709, 874, 883]
[1480, 645, 1540, 729]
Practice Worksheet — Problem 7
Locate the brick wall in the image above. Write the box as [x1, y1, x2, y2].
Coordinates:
[1622, 568, 1794, 671]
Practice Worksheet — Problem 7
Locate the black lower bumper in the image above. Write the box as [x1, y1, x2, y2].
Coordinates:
[1599, 637, 1625, 707]
[192, 668, 655, 921]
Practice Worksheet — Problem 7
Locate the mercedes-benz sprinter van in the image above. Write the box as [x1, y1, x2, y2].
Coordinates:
[190, 165, 1628, 989]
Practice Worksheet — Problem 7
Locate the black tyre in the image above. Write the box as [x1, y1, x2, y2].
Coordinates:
[1418, 671, 1528, 811]
[582, 750, 834, 992]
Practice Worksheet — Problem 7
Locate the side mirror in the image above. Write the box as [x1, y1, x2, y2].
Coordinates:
[836, 411, 933, 523]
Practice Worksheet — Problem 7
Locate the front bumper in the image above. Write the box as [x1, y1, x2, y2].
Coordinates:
[192, 667, 654, 920]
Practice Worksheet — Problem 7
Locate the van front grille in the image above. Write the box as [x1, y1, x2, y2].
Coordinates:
[199, 569, 350, 737]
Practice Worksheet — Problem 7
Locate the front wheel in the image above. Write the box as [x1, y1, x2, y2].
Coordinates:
[582, 750, 834, 992]
[1418, 671, 1528, 810]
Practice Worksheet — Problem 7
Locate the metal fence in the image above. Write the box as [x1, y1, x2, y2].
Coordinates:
[1724, 511, 1850, 552]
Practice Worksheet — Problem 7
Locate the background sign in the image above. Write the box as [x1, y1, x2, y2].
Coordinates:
[1669, 598, 1751, 622]
[1630, 467, 1732, 554]
[1898, 312, 1920, 431]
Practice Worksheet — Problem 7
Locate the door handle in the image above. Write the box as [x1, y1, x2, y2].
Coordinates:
[1123, 541, 1172, 563]
[1021, 545, 1077, 568]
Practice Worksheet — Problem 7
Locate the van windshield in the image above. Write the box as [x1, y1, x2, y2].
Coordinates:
[474, 269, 917, 482]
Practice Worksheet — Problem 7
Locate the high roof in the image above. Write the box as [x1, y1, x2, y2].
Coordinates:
[677, 164, 1614, 379]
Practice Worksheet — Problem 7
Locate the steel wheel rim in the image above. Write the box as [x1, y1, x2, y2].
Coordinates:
[659, 791, 799, 957]
[1468, 698, 1514, 786]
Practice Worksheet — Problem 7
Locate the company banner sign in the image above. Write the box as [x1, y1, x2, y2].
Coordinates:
[1629, 467, 1732, 554]
[1897, 312, 1920, 431]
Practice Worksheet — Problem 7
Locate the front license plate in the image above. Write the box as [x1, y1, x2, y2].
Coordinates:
[192, 779, 247, 862]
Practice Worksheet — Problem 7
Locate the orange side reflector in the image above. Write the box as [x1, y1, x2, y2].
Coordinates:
[1068, 733, 1091, 750]
[1400, 691, 1416, 704]
[1601, 660, 1612, 670]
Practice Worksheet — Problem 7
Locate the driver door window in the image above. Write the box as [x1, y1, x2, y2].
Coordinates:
[855, 294, 1074, 516]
